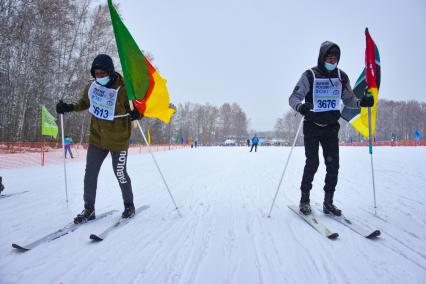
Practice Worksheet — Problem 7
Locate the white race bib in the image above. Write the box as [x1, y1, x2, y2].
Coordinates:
[312, 78, 342, 112]
[88, 81, 119, 121]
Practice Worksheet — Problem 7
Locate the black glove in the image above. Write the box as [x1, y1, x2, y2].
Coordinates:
[297, 103, 313, 116]
[0, 177, 4, 193]
[56, 100, 74, 114]
[360, 94, 374, 107]
[129, 108, 142, 121]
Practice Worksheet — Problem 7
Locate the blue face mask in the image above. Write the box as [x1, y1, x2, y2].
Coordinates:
[96, 76, 110, 86]
[324, 62, 337, 71]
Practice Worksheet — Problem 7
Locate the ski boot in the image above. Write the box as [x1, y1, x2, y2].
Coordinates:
[323, 191, 342, 216]
[122, 202, 135, 219]
[74, 203, 95, 224]
[299, 191, 311, 215]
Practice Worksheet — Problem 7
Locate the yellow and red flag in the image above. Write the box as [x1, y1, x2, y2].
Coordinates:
[108, 0, 175, 123]
[341, 28, 381, 138]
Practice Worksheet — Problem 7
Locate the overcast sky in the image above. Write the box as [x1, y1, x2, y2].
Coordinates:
[116, 0, 426, 131]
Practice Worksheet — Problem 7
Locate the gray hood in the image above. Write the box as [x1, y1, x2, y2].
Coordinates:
[317, 41, 341, 73]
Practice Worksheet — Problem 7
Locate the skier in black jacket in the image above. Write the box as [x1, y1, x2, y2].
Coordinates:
[0, 177, 4, 194]
[289, 41, 374, 216]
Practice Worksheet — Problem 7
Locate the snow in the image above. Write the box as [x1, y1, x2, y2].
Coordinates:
[0, 146, 425, 284]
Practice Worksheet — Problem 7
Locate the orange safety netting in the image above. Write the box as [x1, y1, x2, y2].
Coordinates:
[0, 142, 188, 169]
[340, 139, 426, 147]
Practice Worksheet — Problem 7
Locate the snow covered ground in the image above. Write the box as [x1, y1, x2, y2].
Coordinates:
[0, 146, 425, 284]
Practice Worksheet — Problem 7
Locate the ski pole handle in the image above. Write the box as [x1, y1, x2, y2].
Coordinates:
[128, 101, 138, 129]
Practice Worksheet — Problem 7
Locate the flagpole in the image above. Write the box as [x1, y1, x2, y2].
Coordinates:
[60, 114, 69, 207]
[367, 104, 377, 215]
[135, 121, 181, 216]
[129, 101, 180, 215]
[268, 115, 304, 218]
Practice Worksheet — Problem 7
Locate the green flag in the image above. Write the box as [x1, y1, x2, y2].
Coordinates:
[108, 0, 150, 101]
[107, 0, 175, 123]
[41, 105, 58, 138]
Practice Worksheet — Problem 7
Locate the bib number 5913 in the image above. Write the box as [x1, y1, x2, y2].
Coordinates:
[93, 106, 109, 119]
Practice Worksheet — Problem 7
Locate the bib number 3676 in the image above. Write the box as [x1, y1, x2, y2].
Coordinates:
[316, 99, 336, 109]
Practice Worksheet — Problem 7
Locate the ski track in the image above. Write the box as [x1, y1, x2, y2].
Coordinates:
[0, 147, 426, 283]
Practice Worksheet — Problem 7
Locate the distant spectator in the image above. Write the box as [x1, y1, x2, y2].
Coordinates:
[391, 133, 396, 146]
[247, 139, 250, 147]
[250, 134, 259, 152]
[0, 176, 4, 194]
[64, 135, 74, 159]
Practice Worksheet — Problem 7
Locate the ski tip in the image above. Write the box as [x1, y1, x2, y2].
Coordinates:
[90, 234, 103, 242]
[327, 233, 339, 240]
[366, 230, 381, 239]
[12, 243, 30, 251]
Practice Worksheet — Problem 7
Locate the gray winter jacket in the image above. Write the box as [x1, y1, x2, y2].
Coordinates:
[289, 41, 360, 126]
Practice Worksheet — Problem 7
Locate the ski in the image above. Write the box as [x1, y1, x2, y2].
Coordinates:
[0, 191, 29, 199]
[90, 205, 150, 242]
[12, 210, 117, 251]
[316, 207, 381, 239]
[288, 205, 339, 240]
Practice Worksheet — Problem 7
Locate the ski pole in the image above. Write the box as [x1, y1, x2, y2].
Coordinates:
[136, 121, 181, 216]
[60, 114, 69, 207]
[127, 101, 180, 215]
[268, 115, 304, 217]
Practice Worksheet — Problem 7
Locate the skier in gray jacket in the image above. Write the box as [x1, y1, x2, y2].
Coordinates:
[289, 41, 374, 216]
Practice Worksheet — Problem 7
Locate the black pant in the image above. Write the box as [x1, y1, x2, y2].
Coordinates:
[250, 144, 258, 152]
[83, 144, 133, 207]
[300, 121, 340, 193]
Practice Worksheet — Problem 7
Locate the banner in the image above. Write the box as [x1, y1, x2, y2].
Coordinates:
[41, 105, 58, 139]
[341, 28, 381, 138]
[108, 0, 175, 123]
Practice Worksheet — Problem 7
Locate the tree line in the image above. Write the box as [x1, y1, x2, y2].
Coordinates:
[3, 1, 422, 146]
[96, 101, 249, 146]
[0, 0, 250, 145]
[0, 0, 118, 142]
[170, 102, 248, 145]
[275, 99, 426, 144]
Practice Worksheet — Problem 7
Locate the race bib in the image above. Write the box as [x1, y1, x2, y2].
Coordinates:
[88, 81, 118, 120]
[312, 78, 342, 112]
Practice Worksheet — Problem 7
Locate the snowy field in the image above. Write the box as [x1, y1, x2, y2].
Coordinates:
[0, 146, 425, 284]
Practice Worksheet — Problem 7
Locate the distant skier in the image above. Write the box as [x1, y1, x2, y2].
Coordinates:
[64, 135, 74, 159]
[247, 139, 250, 147]
[0, 176, 4, 194]
[56, 54, 142, 224]
[250, 134, 259, 152]
[289, 41, 374, 216]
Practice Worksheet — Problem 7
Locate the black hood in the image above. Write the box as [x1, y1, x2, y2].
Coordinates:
[90, 54, 115, 77]
[90, 54, 118, 88]
[317, 41, 341, 73]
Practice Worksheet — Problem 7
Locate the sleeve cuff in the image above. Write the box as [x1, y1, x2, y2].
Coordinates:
[295, 103, 301, 111]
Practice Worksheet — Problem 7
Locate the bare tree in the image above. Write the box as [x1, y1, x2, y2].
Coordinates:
[277, 99, 426, 145]
[170, 102, 249, 145]
[0, 0, 118, 142]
